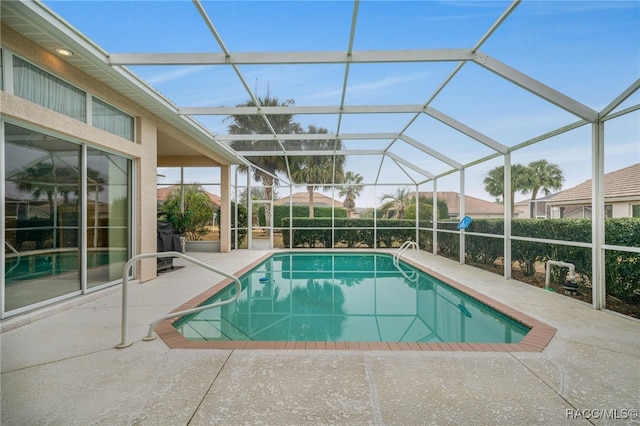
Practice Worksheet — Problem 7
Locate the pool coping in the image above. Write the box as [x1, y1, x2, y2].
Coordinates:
[155, 251, 556, 352]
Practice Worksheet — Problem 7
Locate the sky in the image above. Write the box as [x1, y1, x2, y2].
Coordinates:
[43, 0, 640, 208]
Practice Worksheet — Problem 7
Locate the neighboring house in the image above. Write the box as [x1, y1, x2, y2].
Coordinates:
[274, 192, 344, 208]
[157, 185, 221, 207]
[545, 163, 640, 219]
[414, 191, 519, 219]
[514, 195, 553, 219]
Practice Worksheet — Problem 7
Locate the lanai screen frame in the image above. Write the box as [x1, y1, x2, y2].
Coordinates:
[101, 0, 639, 311]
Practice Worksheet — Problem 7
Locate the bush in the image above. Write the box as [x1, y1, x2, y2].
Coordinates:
[435, 218, 639, 304]
[158, 186, 213, 240]
[604, 218, 640, 303]
[406, 196, 449, 220]
[436, 222, 459, 258]
[281, 218, 417, 248]
[465, 219, 503, 267]
[227, 201, 248, 249]
[280, 215, 639, 304]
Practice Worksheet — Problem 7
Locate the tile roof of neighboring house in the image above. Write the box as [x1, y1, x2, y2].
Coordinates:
[274, 192, 343, 208]
[157, 185, 221, 206]
[514, 193, 554, 206]
[547, 163, 640, 204]
[415, 191, 505, 215]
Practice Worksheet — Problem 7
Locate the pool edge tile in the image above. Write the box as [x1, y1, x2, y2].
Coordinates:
[155, 250, 557, 352]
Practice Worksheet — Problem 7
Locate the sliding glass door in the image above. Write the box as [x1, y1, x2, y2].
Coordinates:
[3, 124, 131, 314]
[86, 148, 130, 287]
[4, 124, 81, 311]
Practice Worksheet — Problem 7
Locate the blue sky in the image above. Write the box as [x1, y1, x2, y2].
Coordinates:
[44, 0, 639, 207]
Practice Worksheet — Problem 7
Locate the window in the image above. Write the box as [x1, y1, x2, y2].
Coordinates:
[91, 97, 134, 141]
[632, 204, 640, 218]
[605, 205, 613, 218]
[13, 56, 86, 122]
[10, 55, 135, 141]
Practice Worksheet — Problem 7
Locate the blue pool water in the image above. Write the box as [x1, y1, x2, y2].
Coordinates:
[174, 253, 529, 344]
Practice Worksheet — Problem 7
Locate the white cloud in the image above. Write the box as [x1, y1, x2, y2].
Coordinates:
[144, 67, 204, 85]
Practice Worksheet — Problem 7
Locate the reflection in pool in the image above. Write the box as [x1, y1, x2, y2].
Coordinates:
[174, 253, 529, 344]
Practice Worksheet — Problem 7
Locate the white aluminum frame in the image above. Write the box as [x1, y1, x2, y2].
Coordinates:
[2, 0, 639, 313]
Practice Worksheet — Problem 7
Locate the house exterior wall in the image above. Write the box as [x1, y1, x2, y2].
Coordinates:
[1, 25, 160, 283]
[612, 201, 633, 218]
[548, 200, 638, 219]
[1, 24, 232, 316]
[614, 201, 640, 218]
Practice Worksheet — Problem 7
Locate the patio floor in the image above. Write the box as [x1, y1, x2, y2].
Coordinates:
[1, 249, 638, 425]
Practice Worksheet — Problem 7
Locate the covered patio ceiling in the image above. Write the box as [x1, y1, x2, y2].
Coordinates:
[6, 0, 640, 187]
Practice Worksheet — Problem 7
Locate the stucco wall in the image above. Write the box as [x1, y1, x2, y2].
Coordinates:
[1, 24, 160, 282]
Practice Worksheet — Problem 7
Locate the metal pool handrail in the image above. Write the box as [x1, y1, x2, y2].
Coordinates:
[393, 241, 419, 281]
[393, 240, 418, 264]
[116, 251, 242, 349]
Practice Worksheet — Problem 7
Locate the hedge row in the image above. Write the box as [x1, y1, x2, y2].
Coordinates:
[228, 201, 248, 249]
[428, 218, 639, 304]
[281, 218, 424, 248]
[281, 217, 640, 304]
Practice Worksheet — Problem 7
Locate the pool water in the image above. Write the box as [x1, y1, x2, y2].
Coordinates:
[173, 253, 529, 344]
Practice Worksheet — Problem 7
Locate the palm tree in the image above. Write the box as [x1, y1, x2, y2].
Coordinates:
[483, 164, 530, 215]
[483, 165, 505, 204]
[484, 161, 564, 216]
[525, 160, 564, 200]
[338, 171, 364, 217]
[226, 96, 302, 224]
[14, 162, 57, 215]
[14, 162, 105, 215]
[289, 125, 344, 218]
[379, 187, 412, 219]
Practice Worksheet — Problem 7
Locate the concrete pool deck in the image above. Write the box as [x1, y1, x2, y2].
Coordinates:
[2, 249, 639, 425]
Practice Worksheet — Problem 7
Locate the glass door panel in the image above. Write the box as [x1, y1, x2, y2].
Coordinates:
[86, 148, 130, 288]
[4, 124, 81, 311]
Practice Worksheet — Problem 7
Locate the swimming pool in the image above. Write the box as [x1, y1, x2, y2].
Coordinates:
[165, 252, 554, 350]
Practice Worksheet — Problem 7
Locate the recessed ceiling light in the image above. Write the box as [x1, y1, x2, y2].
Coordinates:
[54, 47, 74, 57]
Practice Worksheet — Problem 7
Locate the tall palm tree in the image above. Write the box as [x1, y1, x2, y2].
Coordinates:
[379, 187, 412, 219]
[289, 125, 344, 218]
[483, 164, 530, 215]
[338, 171, 364, 217]
[14, 162, 57, 215]
[14, 162, 105, 214]
[226, 96, 302, 224]
[525, 160, 564, 200]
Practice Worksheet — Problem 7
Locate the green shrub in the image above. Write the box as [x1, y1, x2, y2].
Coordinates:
[455, 218, 639, 304]
[376, 220, 416, 247]
[282, 218, 416, 248]
[604, 218, 640, 303]
[228, 201, 248, 249]
[436, 222, 459, 258]
[158, 185, 213, 240]
[281, 216, 639, 304]
[406, 196, 449, 220]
